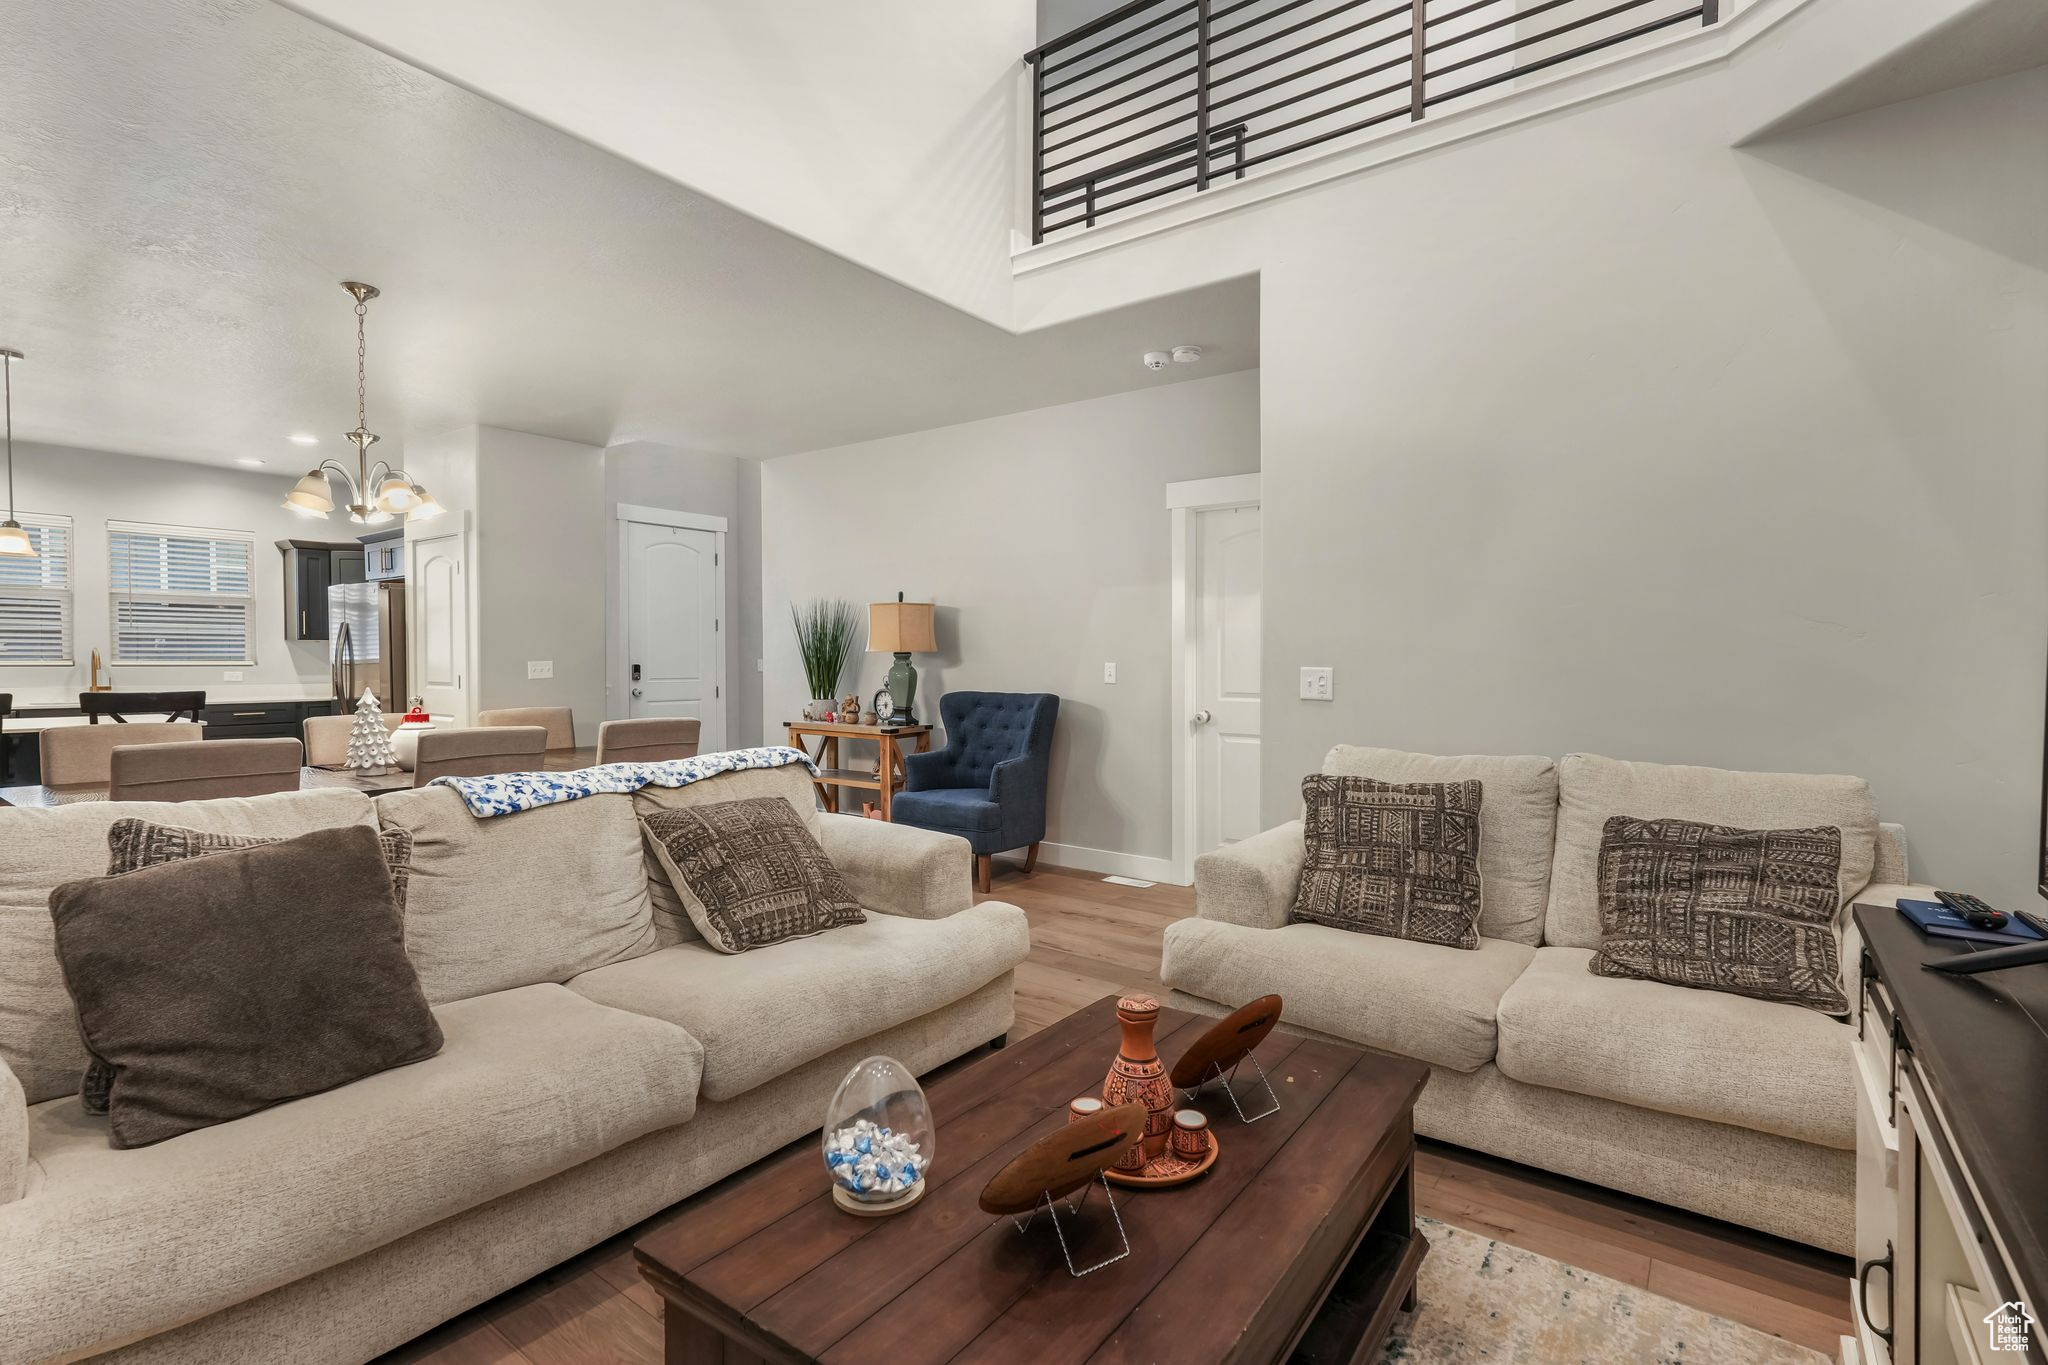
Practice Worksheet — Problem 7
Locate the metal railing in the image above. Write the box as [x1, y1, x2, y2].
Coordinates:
[1025, 0, 1718, 241]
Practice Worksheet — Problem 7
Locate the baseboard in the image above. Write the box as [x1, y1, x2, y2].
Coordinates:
[1033, 841, 1182, 886]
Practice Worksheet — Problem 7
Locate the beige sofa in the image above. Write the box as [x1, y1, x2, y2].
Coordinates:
[0, 764, 1027, 1364]
[1162, 746, 1932, 1254]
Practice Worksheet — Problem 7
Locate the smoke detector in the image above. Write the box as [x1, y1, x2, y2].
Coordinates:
[1171, 345, 1202, 364]
[1142, 351, 1170, 371]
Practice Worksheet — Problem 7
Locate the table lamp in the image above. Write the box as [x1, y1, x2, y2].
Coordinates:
[868, 595, 936, 726]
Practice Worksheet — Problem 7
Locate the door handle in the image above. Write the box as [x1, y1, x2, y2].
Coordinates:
[1856, 1242, 1893, 1350]
[631, 687, 644, 698]
[1192, 709, 1213, 724]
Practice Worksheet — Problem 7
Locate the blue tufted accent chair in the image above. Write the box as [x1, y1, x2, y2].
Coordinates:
[892, 691, 1059, 893]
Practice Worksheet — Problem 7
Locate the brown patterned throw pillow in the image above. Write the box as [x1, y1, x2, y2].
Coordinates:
[1592, 816, 1848, 1014]
[77, 818, 417, 1114]
[640, 798, 865, 954]
[1289, 775, 1484, 950]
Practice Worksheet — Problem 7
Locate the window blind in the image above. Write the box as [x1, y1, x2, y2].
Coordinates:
[108, 521, 254, 665]
[0, 514, 73, 664]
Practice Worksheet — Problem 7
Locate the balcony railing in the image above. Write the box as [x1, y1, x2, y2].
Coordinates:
[1025, 0, 1719, 242]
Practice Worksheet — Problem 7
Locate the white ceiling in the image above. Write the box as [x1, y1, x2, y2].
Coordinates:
[1, 0, 1257, 470]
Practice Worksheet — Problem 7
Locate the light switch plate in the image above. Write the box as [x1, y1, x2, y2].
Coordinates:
[1103, 662, 1117, 684]
[221, 670, 243, 682]
[1299, 666, 1334, 701]
[527, 660, 554, 680]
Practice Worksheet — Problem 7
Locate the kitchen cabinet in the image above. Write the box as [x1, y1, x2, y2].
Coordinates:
[278, 540, 366, 640]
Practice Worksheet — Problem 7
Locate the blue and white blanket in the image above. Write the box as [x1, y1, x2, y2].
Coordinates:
[428, 745, 819, 817]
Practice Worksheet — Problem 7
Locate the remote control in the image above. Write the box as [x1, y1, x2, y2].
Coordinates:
[1934, 889, 2007, 930]
[2014, 907, 2048, 939]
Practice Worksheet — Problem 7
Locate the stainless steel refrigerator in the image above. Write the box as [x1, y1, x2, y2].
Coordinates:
[329, 580, 407, 711]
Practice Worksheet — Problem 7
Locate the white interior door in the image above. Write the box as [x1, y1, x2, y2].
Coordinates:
[409, 526, 469, 723]
[1193, 504, 1262, 856]
[624, 518, 724, 750]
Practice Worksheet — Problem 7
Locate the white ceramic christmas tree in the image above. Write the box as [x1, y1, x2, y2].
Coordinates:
[346, 688, 396, 773]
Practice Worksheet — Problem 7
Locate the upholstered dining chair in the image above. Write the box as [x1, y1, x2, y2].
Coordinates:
[412, 726, 548, 786]
[109, 738, 303, 803]
[39, 721, 203, 786]
[303, 712, 402, 768]
[891, 691, 1059, 894]
[596, 717, 701, 766]
[477, 706, 575, 750]
[79, 690, 206, 723]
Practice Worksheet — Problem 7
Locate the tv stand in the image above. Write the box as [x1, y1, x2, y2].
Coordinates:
[1848, 905, 2047, 1365]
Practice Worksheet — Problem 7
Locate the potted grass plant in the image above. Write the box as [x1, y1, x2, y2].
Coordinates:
[792, 599, 861, 721]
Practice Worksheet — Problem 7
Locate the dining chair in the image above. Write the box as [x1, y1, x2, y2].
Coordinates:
[109, 738, 303, 803]
[596, 717, 701, 765]
[40, 721, 203, 786]
[476, 706, 575, 750]
[304, 712, 402, 768]
[412, 726, 548, 786]
[79, 690, 207, 723]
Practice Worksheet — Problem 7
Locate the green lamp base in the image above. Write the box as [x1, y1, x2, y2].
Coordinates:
[885, 653, 919, 726]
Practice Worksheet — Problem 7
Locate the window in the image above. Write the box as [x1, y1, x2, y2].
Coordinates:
[0, 513, 74, 665]
[108, 520, 254, 665]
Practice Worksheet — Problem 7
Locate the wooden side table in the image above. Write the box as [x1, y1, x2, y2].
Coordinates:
[784, 721, 931, 821]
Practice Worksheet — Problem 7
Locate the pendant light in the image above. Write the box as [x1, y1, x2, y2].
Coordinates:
[283, 282, 444, 524]
[0, 349, 33, 559]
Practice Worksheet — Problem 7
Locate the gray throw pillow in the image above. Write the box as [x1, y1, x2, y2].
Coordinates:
[640, 797, 865, 954]
[76, 818, 417, 1115]
[1290, 774, 1485, 950]
[49, 824, 443, 1148]
[1591, 816, 1849, 1014]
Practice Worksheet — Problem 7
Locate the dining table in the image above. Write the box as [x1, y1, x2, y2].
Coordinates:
[0, 745, 601, 808]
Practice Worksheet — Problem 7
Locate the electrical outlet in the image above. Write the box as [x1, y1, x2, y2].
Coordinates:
[1103, 662, 1118, 684]
[1299, 666, 1334, 701]
[221, 670, 243, 682]
[527, 660, 554, 680]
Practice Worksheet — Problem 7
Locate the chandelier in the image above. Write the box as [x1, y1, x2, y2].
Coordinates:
[283, 282, 444, 525]
[0, 348, 31, 559]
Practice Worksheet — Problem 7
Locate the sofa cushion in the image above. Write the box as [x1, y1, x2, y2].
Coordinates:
[1496, 946, 1854, 1148]
[1545, 753, 1877, 950]
[640, 798, 865, 954]
[0, 984, 702, 1365]
[52, 826, 444, 1148]
[0, 790, 377, 1105]
[1321, 747, 1557, 946]
[1160, 917, 1535, 1073]
[1592, 817, 1850, 1015]
[1291, 774, 1484, 949]
[889, 788, 1002, 833]
[374, 787, 658, 1004]
[567, 902, 1029, 1101]
[633, 765, 821, 946]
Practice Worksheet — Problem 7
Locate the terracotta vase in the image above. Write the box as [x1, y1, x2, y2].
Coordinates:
[1102, 994, 1174, 1168]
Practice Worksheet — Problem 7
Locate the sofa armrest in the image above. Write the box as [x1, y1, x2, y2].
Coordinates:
[816, 813, 975, 920]
[1, 1052, 25, 1205]
[1193, 820, 1305, 931]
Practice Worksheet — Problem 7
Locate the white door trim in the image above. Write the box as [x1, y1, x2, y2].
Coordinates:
[610, 504, 728, 747]
[1168, 472, 1260, 886]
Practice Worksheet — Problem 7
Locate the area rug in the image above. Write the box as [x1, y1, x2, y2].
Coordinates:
[1378, 1220, 1829, 1364]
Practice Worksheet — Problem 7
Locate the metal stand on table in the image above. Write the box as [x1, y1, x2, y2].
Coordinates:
[1004, 1174, 1130, 1278]
[1181, 1052, 1280, 1123]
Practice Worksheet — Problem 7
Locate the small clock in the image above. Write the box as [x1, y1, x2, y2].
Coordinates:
[872, 688, 896, 724]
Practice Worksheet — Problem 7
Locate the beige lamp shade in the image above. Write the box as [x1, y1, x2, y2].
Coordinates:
[869, 600, 936, 654]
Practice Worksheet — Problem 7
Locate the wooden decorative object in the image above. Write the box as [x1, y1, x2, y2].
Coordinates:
[1102, 994, 1175, 1168]
[1169, 994, 1284, 1091]
[978, 1103, 1146, 1216]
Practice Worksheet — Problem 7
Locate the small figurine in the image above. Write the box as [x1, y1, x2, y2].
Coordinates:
[842, 694, 862, 724]
[861, 710, 878, 726]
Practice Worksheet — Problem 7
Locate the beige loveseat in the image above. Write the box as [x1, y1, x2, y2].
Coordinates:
[1162, 746, 1932, 1254]
[0, 764, 1028, 1364]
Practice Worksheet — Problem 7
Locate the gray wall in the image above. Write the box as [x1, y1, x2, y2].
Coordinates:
[604, 441, 764, 749]
[1012, 67, 2048, 907]
[0, 441, 333, 701]
[761, 369, 1258, 871]
[473, 427, 608, 738]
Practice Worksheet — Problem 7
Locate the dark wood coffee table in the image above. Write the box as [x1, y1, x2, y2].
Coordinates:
[636, 995, 1429, 1364]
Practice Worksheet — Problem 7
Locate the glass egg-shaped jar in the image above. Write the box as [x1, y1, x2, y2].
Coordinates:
[822, 1055, 934, 1212]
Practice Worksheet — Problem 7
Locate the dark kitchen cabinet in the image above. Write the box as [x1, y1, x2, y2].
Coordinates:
[278, 540, 366, 641]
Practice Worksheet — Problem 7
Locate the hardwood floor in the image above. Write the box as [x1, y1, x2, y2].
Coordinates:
[379, 862, 1852, 1364]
